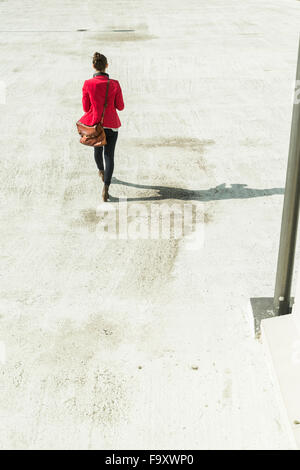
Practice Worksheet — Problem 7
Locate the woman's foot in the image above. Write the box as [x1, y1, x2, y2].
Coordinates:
[99, 170, 104, 182]
[102, 184, 110, 202]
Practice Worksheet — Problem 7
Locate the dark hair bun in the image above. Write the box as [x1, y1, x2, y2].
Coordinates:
[93, 52, 108, 72]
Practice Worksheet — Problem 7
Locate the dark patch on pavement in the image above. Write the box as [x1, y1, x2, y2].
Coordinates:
[70, 208, 100, 231]
[88, 32, 157, 42]
[203, 211, 213, 224]
[80, 208, 100, 225]
[134, 137, 215, 153]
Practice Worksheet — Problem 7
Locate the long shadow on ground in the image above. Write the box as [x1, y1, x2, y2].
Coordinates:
[109, 177, 284, 202]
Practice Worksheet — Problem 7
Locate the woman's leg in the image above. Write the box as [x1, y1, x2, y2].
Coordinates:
[94, 146, 104, 171]
[103, 129, 118, 186]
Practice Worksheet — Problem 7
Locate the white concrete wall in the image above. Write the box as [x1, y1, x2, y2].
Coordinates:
[291, 261, 300, 331]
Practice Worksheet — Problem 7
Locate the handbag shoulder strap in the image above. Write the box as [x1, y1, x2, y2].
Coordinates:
[100, 78, 110, 125]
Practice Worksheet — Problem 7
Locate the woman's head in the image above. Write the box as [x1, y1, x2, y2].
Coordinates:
[93, 52, 108, 72]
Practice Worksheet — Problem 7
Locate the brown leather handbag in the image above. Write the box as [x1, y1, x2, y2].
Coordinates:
[76, 79, 110, 147]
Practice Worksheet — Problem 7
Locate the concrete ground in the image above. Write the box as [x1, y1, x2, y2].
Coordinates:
[1, 0, 300, 450]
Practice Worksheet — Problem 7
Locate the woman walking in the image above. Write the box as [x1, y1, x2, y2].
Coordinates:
[79, 52, 125, 201]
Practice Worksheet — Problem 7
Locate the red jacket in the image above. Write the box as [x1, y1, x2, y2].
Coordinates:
[79, 72, 124, 127]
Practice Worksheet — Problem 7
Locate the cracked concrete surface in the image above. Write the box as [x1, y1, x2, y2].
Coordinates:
[0, 0, 300, 450]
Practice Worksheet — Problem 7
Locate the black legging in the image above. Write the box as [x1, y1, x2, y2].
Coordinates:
[94, 128, 118, 185]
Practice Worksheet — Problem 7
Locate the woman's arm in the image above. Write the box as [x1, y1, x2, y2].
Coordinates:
[114, 81, 124, 111]
[82, 81, 91, 112]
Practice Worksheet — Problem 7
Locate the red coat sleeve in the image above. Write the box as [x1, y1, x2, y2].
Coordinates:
[114, 82, 124, 111]
[82, 80, 91, 112]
